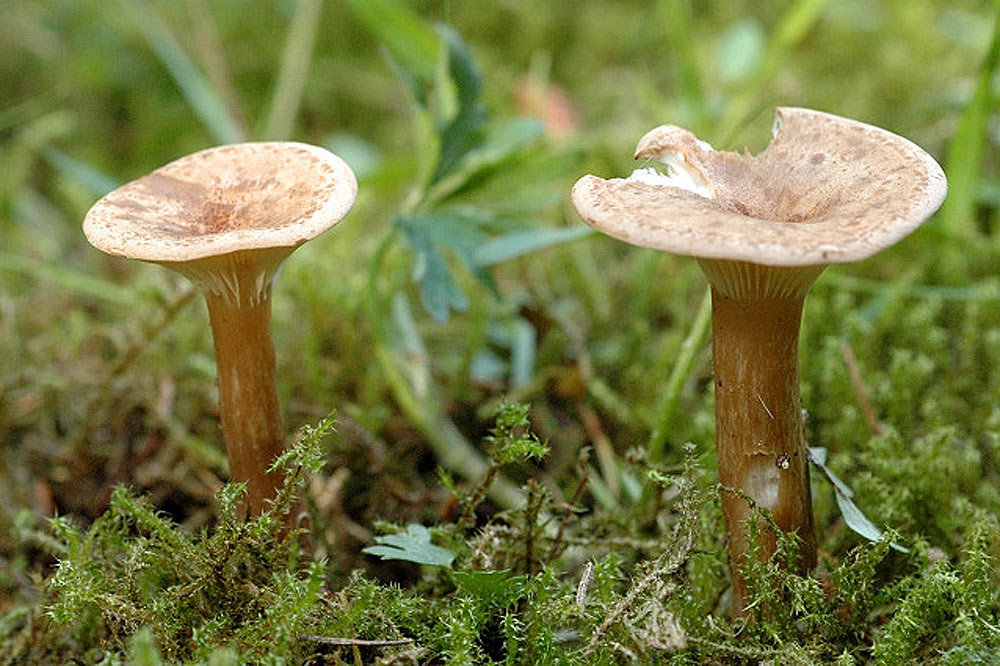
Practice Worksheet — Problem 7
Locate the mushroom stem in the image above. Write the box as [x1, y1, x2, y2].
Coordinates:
[205, 289, 285, 516]
[710, 285, 818, 613]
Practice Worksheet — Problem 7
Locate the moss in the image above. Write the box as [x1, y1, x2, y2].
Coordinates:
[3, 2, 1000, 663]
[2, 403, 999, 664]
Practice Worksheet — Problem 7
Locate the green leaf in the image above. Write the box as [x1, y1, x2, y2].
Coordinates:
[344, 0, 439, 81]
[398, 213, 480, 322]
[474, 225, 594, 267]
[470, 349, 506, 383]
[411, 99, 444, 193]
[362, 524, 456, 568]
[456, 148, 583, 215]
[475, 319, 536, 386]
[398, 212, 502, 322]
[425, 117, 545, 205]
[429, 39, 460, 130]
[432, 25, 486, 183]
[128, 627, 164, 666]
[404, 211, 489, 263]
[451, 569, 528, 609]
[809, 447, 908, 553]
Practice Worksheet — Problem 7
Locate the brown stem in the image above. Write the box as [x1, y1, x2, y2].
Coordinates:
[205, 290, 285, 516]
[711, 287, 817, 614]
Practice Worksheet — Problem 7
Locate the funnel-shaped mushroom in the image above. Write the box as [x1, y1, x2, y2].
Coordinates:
[84, 142, 357, 516]
[572, 107, 946, 613]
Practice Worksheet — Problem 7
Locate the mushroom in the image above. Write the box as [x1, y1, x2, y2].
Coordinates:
[571, 107, 946, 613]
[83, 141, 357, 517]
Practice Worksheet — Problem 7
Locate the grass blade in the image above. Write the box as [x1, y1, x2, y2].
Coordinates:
[0, 251, 139, 307]
[186, 0, 250, 134]
[122, 0, 246, 144]
[41, 147, 119, 196]
[510, 317, 537, 389]
[648, 286, 712, 460]
[939, 2, 1000, 239]
[391, 290, 430, 397]
[263, 0, 324, 140]
[821, 272, 1000, 302]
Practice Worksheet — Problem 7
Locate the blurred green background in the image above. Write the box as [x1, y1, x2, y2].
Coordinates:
[2, 0, 1000, 660]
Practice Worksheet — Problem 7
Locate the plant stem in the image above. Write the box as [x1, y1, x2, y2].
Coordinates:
[648, 286, 712, 460]
[365, 231, 524, 509]
[263, 0, 324, 140]
[205, 290, 285, 516]
[710, 287, 817, 613]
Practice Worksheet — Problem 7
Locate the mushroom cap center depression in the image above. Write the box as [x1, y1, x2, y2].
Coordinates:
[637, 129, 915, 226]
[137, 173, 321, 237]
[82, 142, 357, 265]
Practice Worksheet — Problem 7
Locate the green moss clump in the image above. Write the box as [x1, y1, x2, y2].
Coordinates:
[3, 408, 1000, 664]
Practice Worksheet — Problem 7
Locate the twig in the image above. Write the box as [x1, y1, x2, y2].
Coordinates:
[299, 636, 414, 647]
[575, 560, 595, 611]
[457, 463, 500, 531]
[561, 534, 662, 550]
[583, 487, 698, 656]
[840, 338, 885, 435]
[524, 479, 543, 576]
[547, 446, 591, 563]
[686, 635, 787, 659]
[578, 402, 619, 498]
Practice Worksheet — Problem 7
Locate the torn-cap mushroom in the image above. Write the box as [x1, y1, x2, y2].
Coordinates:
[84, 141, 357, 517]
[572, 107, 946, 614]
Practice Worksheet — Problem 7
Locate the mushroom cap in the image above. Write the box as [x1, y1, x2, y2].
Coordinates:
[83, 141, 357, 264]
[571, 107, 947, 267]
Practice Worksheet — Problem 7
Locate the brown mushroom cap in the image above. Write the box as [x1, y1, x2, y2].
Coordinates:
[571, 107, 947, 267]
[83, 141, 357, 302]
